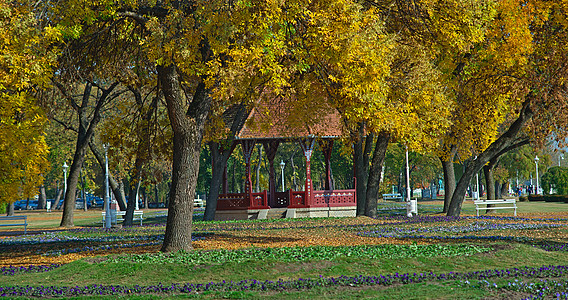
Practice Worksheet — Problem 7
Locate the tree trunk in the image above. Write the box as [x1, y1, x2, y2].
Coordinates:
[365, 131, 390, 217]
[354, 123, 373, 216]
[500, 182, 508, 198]
[89, 140, 127, 210]
[124, 157, 143, 226]
[81, 169, 87, 212]
[204, 104, 247, 221]
[204, 141, 237, 221]
[440, 146, 457, 213]
[447, 99, 534, 216]
[59, 81, 119, 227]
[158, 64, 211, 252]
[483, 163, 496, 214]
[124, 87, 159, 224]
[38, 185, 47, 210]
[6, 203, 14, 216]
[291, 154, 297, 191]
[54, 188, 63, 209]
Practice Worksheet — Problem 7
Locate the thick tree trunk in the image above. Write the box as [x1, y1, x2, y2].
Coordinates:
[159, 64, 211, 252]
[500, 182, 508, 198]
[54, 188, 63, 209]
[38, 185, 47, 210]
[440, 145, 457, 213]
[483, 163, 496, 214]
[204, 141, 234, 221]
[124, 157, 143, 226]
[447, 99, 534, 216]
[365, 131, 390, 217]
[484, 159, 498, 201]
[354, 123, 373, 216]
[6, 203, 14, 216]
[204, 104, 247, 221]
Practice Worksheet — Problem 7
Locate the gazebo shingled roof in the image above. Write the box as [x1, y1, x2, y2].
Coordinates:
[236, 95, 344, 140]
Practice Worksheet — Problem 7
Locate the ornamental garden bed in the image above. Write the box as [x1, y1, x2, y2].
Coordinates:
[1, 204, 568, 298]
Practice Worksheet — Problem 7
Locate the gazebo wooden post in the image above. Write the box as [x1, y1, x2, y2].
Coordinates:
[241, 139, 256, 207]
[319, 139, 334, 191]
[299, 137, 316, 206]
[263, 140, 281, 207]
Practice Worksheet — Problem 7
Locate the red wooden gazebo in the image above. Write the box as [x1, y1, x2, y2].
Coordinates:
[215, 97, 356, 220]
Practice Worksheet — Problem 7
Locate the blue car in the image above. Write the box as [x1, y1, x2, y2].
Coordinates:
[13, 200, 38, 210]
[13, 200, 26, 210]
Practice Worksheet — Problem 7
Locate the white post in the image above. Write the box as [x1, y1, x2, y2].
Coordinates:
[535, 155, 540, 195]
[63, 162, 68, 198]
[476, 172, 480, 201]
[280, 160, 285, 192]
[62, 162, 68, 209]
[405, 147, 410, 202]
[104, 144, 111, 229]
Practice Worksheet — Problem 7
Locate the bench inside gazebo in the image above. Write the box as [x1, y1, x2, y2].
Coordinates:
[214, 98, 356, 220]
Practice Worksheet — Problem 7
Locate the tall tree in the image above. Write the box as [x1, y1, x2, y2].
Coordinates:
[446, 0, 568, 216]
[53, 81, 121, 227]
[0, 0, 55, 208]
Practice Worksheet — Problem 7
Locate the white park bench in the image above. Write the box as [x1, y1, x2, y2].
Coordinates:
[0, 216, 27, 234]
[102, 210, 144, 226]
[194, 196, 204, 207]
[474, 199, 517, 216]
[382, 193, 403, 201]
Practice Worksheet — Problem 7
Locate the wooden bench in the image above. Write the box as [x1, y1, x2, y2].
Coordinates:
[474, 199, 517, 216]
[0, 216, 27, 234]
[102, 210, 144, 226]
[382, 193, 403, 201]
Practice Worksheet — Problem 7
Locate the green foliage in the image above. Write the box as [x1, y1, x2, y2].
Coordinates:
[106, 244, 489, 265]
[540, 167, 568, 195]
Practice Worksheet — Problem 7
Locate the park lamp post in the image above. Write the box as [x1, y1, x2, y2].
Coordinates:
[535, 155, 540, 195]
[280, 160, 285, 192]
[474, 156, 480, 201]
[103, 144, 111, 229]
[560, 153, 564, 167]
[62, 162, 68, 207]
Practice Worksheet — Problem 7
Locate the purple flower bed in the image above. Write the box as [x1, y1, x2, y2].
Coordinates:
[0, 264, 60, 276]
[465, 278, 568, 299]
[1, 265, 567, 297]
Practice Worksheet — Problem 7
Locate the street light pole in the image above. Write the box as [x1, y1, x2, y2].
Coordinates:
[535, 155, 540, 195]
[405, 147, 410, 202]
[476, 172, 480, 201]
[63, 162, 68, 209]
[103, 144, 111, 229]
[280, 160, 285, 192]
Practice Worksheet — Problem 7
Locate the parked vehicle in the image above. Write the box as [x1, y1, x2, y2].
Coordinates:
[13, 200, 27, 210]
[13, 200, 38, 210]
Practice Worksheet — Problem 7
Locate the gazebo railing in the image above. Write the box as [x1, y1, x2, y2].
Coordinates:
[218, 191, 268, 210]
[314, 189, 356, 207]
[288, 190, 307, 208]
[218, 189, 356, 210]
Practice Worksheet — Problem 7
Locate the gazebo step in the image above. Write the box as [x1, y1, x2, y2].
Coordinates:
[267, 208, 287, 219]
